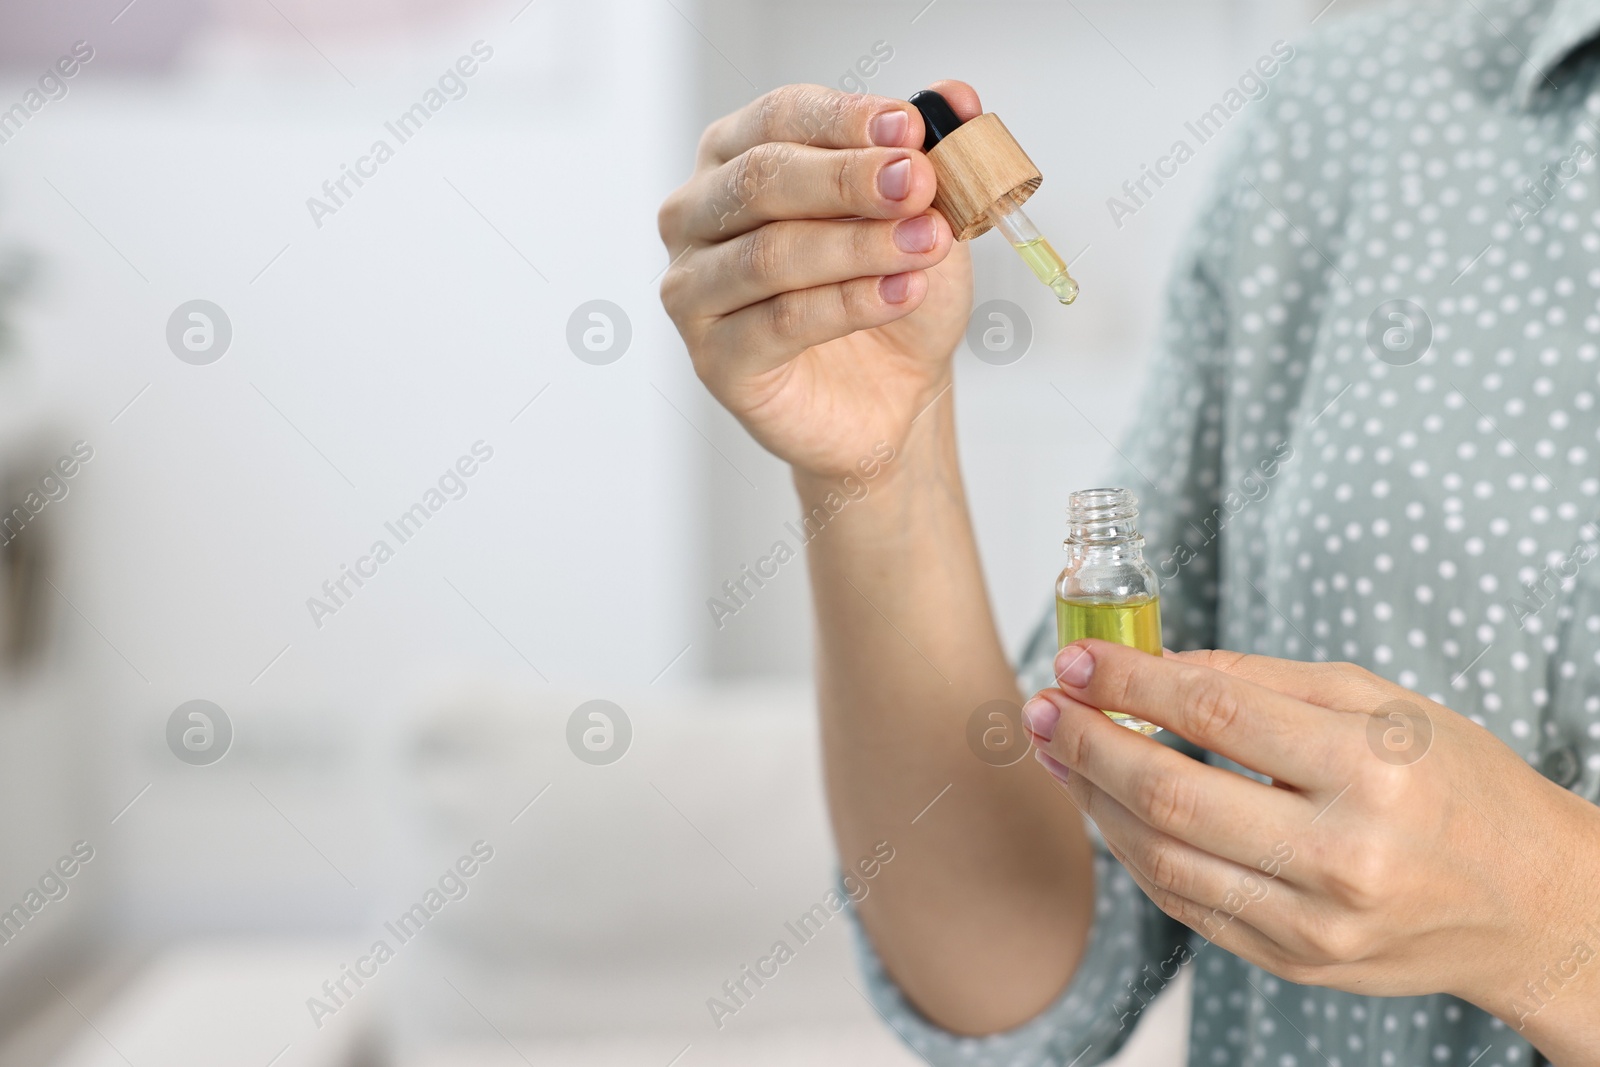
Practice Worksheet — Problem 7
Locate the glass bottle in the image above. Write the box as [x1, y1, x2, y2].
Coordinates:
[1055, 487, 1164, 735]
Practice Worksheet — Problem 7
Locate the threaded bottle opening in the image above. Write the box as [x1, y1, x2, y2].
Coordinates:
[1065, 487, 1140, 545]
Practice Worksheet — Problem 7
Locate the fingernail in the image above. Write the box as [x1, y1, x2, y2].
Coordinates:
[893, 215, 936, 253]
[878, 158, 911, 201]
[1055, 645, 1095, 688]
[1036, 748, 1070, 785]
[879, 272, 913, 304]
[870, 109, 909, 147]
[1022, 697, 1059, 742]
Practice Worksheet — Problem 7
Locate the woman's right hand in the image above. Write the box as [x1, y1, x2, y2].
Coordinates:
[658, 81, 979, 480]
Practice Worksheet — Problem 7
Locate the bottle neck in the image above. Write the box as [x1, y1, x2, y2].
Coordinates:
[1064, 538, 1148, 564]
[1064, 487, 1143, 552]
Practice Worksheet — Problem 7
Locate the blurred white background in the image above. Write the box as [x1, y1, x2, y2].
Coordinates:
[0, 0, 1349, 1063]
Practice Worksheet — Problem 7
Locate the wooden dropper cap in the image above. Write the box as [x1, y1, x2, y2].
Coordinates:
[910, 90, 1042, 241]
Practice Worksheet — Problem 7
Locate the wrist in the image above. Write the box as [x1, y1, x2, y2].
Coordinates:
[791, 376, 958, 504]
[1455, 785, 1600, 1050]
[1473, 918, 1600, 1053]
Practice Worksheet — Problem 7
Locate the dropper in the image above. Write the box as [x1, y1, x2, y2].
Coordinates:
[909, 90, 1079, 305]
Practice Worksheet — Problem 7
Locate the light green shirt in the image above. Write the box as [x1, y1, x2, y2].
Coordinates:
[853, 0, 1600, 1063]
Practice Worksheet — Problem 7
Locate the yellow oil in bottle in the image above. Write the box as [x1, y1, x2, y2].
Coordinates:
[1011, 236, 1079, 304]
[1056, 595, 1163, 734]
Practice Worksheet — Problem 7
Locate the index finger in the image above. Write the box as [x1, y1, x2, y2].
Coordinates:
[921, 79, 982, 122]
[1169, 649, 1394, 713]
[697, 81, 984, 166]
[1054, 641, 1348, 787]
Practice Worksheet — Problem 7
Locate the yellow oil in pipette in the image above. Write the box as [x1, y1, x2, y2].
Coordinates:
[987, 202, 1079, 305]
[1010, 235, 1079, 304]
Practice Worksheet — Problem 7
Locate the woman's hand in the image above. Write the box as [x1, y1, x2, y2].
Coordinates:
[1021, 642, 1600, 1054]
[657, 82, 977, 479]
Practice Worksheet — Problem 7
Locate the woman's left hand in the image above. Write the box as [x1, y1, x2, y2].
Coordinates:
[1022, 641, 1600, 1052]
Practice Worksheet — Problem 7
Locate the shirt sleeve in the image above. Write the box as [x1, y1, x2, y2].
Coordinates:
[844, 151, 1239, 1065]
[846, 851, 1185, 1067]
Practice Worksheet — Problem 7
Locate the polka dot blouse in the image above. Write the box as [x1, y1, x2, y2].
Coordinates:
[849, 0, 1600, 1063]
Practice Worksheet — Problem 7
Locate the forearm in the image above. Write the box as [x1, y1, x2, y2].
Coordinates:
[801, 385, 1094, 1035]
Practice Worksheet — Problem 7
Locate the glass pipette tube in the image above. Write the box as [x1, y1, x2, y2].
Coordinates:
[987, 202, 1079, 305]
